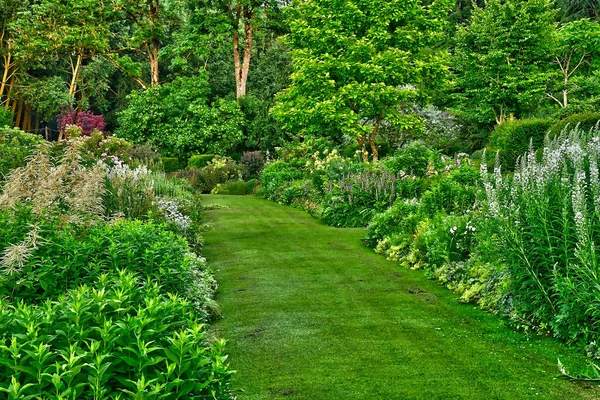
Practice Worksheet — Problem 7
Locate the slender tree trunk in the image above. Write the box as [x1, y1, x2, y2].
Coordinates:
[14, 100, 23, 128]
[357, 136, 369, 162]
[147, 0, 160, 86]
[232, 6, 253, 99]
[369, 118, 382, 163]
[5, 74, 14, 109]
[150, 39, 160, 86]
[34, 111, 40, 132]
[1, 52, 11, 99]
[23, 104, 31, 132]
[69, 55, 82, 98]
[239, 7, 253, 98]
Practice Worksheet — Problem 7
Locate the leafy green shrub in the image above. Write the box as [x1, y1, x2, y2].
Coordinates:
[548, 112, 600, 138]
[0, 271, 232, 399]
[382, 143, 440, 177]
[259, 160, 304, 201]
[0, 127, 44, 178]
[0, 219, 216, 313]
[321, 168, 404, 227]
[415, 214, 477, 271]
[162, 157, 184, 173]
[0, 107, 12, 127]
[487, 119, 552, 170]
[126, 144, 161, 166]
[241, 151, 265, 180]
[211, 180, 253, 195]
[364, 200, 421, 248]
[448, 164, 481, 186]
[198, 156, 242, 193]
[79, 130, 133, 163]
[117, 75, 243, 158]
[188, 154, 216, 169]
[419, 178, 478, 216]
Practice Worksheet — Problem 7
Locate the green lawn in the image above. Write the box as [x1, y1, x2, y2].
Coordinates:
[203, 195, 600, 400]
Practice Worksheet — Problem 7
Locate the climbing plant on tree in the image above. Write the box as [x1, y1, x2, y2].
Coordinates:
[271, 0, 452, 162]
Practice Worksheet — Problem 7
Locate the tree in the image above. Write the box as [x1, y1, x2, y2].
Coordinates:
[203, 0, 286, 98]
[453, 0, 557, 125]
[272, 0, 452, 162]
[547, 19, 600, 108]
[116, 75, 244, 157]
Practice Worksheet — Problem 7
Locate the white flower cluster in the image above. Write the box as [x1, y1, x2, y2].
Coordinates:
[106, 163, 151, 182]
[157, 198, 192, 232]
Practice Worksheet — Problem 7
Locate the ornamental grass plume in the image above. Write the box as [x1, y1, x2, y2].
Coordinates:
[0, 140, 106, 224]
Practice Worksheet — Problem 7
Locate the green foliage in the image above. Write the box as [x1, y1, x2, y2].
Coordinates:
[419, 178, 478, 216]
[188, 154, 216, 170]
[211, 180, 253, 195]
[197, 156, 242, 193]
[0, 271, 232, 399]
[364, 200, 421, 248]
[0, 108, 12, 127]
[382, 143, 441, 177]
[0, 219, 212, 307]
[259, 160, 304, 202]
[0, 127, 44, 178]
[104, 164, 156, 219]
[548, 112, 600, 138]
[272, 0, 452, 159]
[116, 76, 244, 158]
[453, 0, 557, 124]
[414, 213, 477, 271]
[487, 119, 553, 170]
[162, 157, 184, 173]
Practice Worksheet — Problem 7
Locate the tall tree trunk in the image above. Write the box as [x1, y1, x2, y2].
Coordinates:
[23, 104, 31, 132]
[357, 135, 369, 162]
[239, 7, 253, 98]
[14, 100, 23, 128]
[5, 74, 14, 109]
[1, 52, 12, 99]
[369, 118, 382, 163]
[147, 0, 160, 86]
[34, 111, 40, 133]
[150, 39, 159, 86]
[69, 55, 82, 97]
[232, 6, 254, 99]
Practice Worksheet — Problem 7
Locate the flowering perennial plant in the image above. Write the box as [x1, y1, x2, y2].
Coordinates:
[482, 126, 600, 349]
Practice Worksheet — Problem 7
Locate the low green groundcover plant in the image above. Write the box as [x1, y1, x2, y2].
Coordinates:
[0, 271, 232, 399]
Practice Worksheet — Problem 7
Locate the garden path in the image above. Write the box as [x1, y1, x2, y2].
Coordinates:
[203, 195, 599, 400]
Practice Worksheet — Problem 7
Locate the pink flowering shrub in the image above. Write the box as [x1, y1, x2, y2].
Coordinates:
[57, 106, 107, 136]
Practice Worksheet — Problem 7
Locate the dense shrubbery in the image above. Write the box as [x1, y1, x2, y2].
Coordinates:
[0, 127, 45, 178]
[0, 135, 233, 397]
[0, 271, 231, 398]
[188, 154, 216, 169]
[116, 76, 244, 159]
[548, 112, 600, 138]
[487, 119, 553, 170]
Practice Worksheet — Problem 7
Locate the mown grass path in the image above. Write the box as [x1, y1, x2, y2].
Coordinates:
[203, 195, 599, 400]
